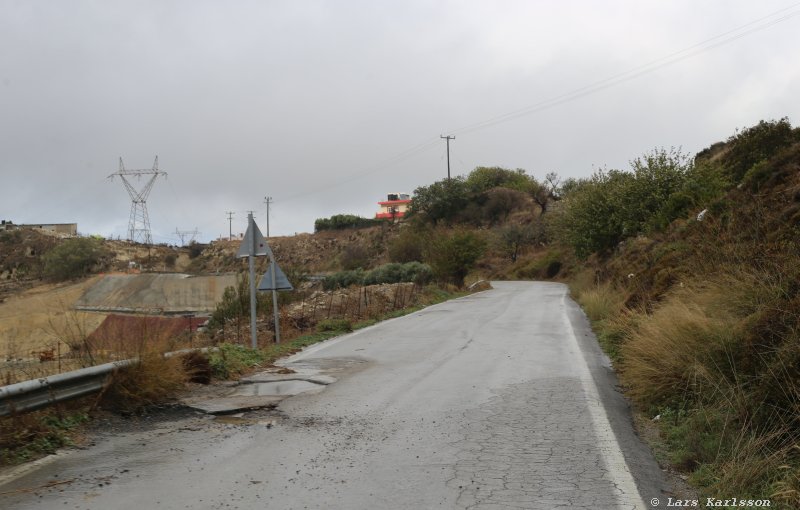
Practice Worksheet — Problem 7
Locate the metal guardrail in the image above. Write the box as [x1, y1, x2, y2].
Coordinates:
[0, 360, 133, 417]
[0, 348, 214, 417]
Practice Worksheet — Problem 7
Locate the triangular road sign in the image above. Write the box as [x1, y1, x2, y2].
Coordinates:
[236, 221, 274, 258]
[258, 262, 294, 291]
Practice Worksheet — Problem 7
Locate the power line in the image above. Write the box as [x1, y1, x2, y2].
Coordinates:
[279, 137, 441, 202]
[272, 3, 800, 202]
[447, 4, 800, 136]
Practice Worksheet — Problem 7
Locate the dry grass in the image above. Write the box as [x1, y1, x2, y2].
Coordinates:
[620, 292, 740, 408]
[0, 277, 105, 362]
[571, 269, 624, 316]
[575, 283, 627, 323]
[99, 352, 188, 413]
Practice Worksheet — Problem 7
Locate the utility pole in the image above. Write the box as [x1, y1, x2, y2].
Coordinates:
[263, 196, 273, 238]
[226, 211, 234, 240]
[440, 135, 455, 180]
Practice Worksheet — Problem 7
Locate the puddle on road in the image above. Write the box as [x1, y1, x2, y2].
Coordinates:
[283, 357, 368, 374]
[233, 380, 325, 397]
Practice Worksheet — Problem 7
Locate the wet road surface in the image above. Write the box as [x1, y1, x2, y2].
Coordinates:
[0, 282, 666, 509]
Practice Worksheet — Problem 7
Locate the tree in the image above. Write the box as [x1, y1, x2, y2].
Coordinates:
[497, 224, 535, 262]
[408, 178, 469, 225]
[465, 166, 532, 194]
[530, 172, 562, 216]
[482, 188, 529, 225]
[424, 230, 486, 287]
[42, 237, 109, 281]
[621, 147, 692, 233]
[552, 170, 630, 258]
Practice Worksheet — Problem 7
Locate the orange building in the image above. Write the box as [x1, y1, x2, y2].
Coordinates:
[376, 193, 411, 220]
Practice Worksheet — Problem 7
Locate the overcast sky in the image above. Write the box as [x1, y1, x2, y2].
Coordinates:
[2, 1, 799, 242]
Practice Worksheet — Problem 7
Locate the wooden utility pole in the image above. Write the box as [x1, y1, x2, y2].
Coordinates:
[440, 135, 455, 180]
[264, 196, 273, 238]
[226, 211, 234, 240]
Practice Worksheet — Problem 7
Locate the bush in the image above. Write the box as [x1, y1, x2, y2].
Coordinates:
[339, 244, 370, 270]
[322, 262, 432, 290]
[364, 261, 433, 286]
[388, 227, 427, 263]
[464, 166, 535, 194]
[721, 118, 798, 183]
[208, 343, 268, 379]
[315, 214, 381, 232]
[101, 353, 188, 413]
[553, 148, 694, 258]
[408, 178, 470, 225]
[208, 274, 271, 331]
[553, 170, 629, 258]
[322, 268, 366, 290]
[42, 237, 109, 281]
[482, 188, 530, 224]
[316, 319, 353, 333]
[424, 230, 486, 287]
[187, 242, 205, 259]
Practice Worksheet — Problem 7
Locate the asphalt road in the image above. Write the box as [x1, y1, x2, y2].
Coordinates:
[1, 282, 666, 509]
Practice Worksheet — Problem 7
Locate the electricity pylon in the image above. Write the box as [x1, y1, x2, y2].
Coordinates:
[108, 156, 167, 244]
[175, 228, 200, 246]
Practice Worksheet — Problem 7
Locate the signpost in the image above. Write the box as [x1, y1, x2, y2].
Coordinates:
[237, 213, 291, 346]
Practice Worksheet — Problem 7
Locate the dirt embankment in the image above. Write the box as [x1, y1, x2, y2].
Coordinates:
[187, 226, 399, 274]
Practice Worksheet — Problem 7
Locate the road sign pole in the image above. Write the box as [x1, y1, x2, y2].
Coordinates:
[248, 213, 258, 350]
[270, 261, 281, 343]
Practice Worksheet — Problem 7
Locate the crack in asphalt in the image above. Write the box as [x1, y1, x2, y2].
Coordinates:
[447, 378, 639, 509]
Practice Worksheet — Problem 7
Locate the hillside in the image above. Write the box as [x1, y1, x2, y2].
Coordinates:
[560, 119, 800, 506]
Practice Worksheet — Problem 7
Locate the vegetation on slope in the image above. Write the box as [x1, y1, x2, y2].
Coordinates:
[559, 118, 800, 506]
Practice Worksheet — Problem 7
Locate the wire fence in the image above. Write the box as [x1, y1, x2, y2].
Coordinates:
[1, 282, 423, 385]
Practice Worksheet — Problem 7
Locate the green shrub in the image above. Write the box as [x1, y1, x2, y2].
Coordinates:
[388, 228, 427, 263]
[42, 237, 109, 281]
[316, 318, 353, 333]
[424, 230, 486, 287]
[208, 343, 268, 379]
[208, 274, 272, 330]
[323, 262, 432, 290]
[408, 177, 470, 225]
[315, 214, 381, 232]
[323, 268, 366, 290]
[721, 117, 798, 183]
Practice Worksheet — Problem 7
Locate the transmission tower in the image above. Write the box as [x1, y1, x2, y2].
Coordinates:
[108, 156, 167, 244]
[174, 228, 200, 246]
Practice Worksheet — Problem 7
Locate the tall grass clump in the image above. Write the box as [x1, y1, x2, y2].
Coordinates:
[575, 283, 627, 323]
[620, 289, 741, 409]
[615, 272, 800, 506]
[100, 352, 188, 413]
